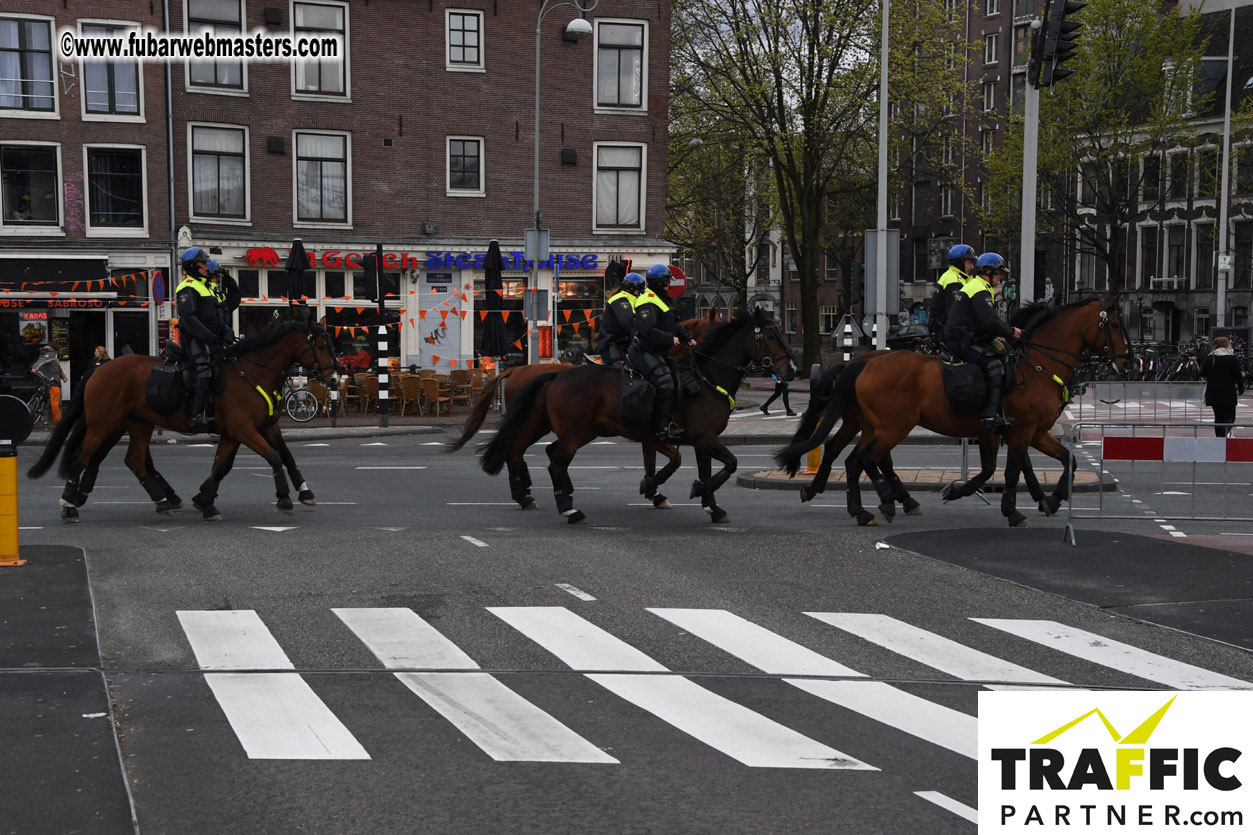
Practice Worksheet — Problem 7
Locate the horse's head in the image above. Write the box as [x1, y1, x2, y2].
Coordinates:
[749, 307, 796, 380]
[1083, 296, 1133, 374]
[295, 308, 339, 384]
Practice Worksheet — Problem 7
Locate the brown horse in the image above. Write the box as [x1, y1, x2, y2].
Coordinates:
[778, 298, 1131, 527]
[477, 308, 796, 524]
[449, 313, 719, 509]
[28, 309, 338, 522]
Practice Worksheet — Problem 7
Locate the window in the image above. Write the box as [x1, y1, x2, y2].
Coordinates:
[1142, 155, 1161, 202]
[1010, 73, 1025, 111]
[1196, 223, 1215, 289]
[1196, 307, 1211, 336]
[1, 145, 59, 226]
[982, 81, 995, 111]
[941, 137, 954, 167]
[236, 269, 259, 298]
[1168, 152, 1189, 200]
[187, 0, 243, 90]
[980, 182, 992, 213]
[755, 242, 771, 279]
[1079, 161, 1097, 206]
[593, 143, 643, 230]
[445, 9, 483, 71]
[446, 136, 483, 196]
[1198, 148, 1219, 199]
[1236, 146, 1253, 195]
[1236, 221, 1253, 289]
[944, 0, 959, 21]
[986, 0, 1000, 14]
[914, 239, 929, 282]
[85, 147, 144, 230]
[324, 270, 345, 298]
[940, 184, 955, 217]
[294, 2, 347, 96]
[785, 300, 797, 333]
[984, 33, 998, 65]
[1078, 248, 1095, 290]
[0, 17, 55, 112]
[1234, 306, 1248, 327]
[820, 305, 838, 334]
[1013, 0, 1033, 16]
[1012, 26, 1030, 69]
[295, 132, 348, 223]
[982, 129, 995, 157]
[595, 20, 645, 110]
[912, 182, 930, 226]
[945, 43, 957, 72]
[1139, 227, 1159, 285]
[81, 23, 140, 116]
[190, 124, 246, 219]
[824, 253, 838, 283]
[1167, 225, 1185, 276]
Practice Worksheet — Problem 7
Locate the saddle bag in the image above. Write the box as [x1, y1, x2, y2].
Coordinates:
[620, 372, 655, 433]
[145, 363, 186, 416]
[939, 359, 985, 417]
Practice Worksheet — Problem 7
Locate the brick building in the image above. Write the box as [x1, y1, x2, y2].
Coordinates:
[0, 0, 673, 384]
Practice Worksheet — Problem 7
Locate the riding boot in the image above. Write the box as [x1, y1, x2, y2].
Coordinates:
[188, 373, 211, 428]
[653, 388, 680, 442]
[979, 373, 1014, 430]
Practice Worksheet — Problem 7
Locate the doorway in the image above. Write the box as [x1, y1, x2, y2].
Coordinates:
[68, 310, 106, 391]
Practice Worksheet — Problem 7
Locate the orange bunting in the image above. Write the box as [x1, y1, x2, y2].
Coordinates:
[573, 323, 580, 333]
[432, 355, 440, 364]
[479, 311, 488, 321]
[440, 311, 449, 325]
[418, 310, 427, 320]
[501, 311, 512, 322]
[334, 306, 343, 313]
[356, 307, 366, 314]
[512, 340, 522, 350]
[409, 318, 416, 328]
[459, 311, 466, 321]
[583, 309, 592, 321]
[450, 359, 458, 369]
[562, 309, 572, 322]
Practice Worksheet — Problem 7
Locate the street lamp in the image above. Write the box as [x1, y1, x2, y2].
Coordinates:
[530, 0, 599, 364]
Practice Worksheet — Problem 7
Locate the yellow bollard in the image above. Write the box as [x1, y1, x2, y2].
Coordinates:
[0, 445, 23, 566]
[804, 446, 821, 475]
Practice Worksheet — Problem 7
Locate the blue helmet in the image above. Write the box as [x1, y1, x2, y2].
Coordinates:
[645, 264, 672, 282]
[180, 246, 209, 266]
[206, 259, 220, 271]
[947, 244, 976, 266]
[975, 252, 1009, 275]
[623, 272, 645, 286]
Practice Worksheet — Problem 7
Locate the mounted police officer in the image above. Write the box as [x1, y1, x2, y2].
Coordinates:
[630, 264, 695, 441]
[597, 271, 644, 367]
[943, 252, 1023, 430]
[175, 247, 235, 427]
[929, 243, 975, 337]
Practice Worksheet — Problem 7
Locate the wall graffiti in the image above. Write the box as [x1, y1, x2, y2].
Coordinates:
[63, 171, 85, 236]
[59, 59, 77, 97]
[423, 324, 448, 346]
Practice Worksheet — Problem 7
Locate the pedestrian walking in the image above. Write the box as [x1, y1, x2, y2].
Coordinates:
[1201, 337, 1245, 437]
[760, 371, 795, 416]
[90, 345, 111, 369]
[30, 345, 66, 423]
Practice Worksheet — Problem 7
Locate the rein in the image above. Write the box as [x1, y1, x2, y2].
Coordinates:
[229, 327, 338, 416]
[686, 319, 792, 412]
[1011, 306, 1130, 399]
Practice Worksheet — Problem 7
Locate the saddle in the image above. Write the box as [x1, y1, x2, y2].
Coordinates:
[145, 347, 224, 418]
[936, 354, 985, 417]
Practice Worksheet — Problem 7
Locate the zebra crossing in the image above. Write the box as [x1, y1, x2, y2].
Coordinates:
[175, 606, 1252, 768]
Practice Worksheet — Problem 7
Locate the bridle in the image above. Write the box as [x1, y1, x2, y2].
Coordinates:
[234, 322, 339, 386]
[1015, 304, 1133, 387]
[689, 316, 795, 376]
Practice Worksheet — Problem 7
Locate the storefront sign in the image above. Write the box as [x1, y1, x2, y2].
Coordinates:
[243, 247, 601, 272]
[0, 298, 107, 309]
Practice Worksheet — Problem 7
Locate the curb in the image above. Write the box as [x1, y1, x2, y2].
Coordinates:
[736, 470, 1115, 493]
[20, 423, 444, 447]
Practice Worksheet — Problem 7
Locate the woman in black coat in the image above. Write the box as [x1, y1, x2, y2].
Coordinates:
[1200, 337, 1245, 437]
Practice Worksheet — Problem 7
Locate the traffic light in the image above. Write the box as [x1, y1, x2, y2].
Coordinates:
[1041, 0, 1085, 87]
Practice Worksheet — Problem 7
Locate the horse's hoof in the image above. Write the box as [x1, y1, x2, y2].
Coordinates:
[709, 507, 728, 523]
[61, 506, 80, 523]
[1008, 511, 1030, 528]
[689, 480, 706, 499]
[1039, 496, 1061, 516]
[940, 481, 962, 502]
[193, 497, 222, 522]
[166, 495, 184, 511]
[565, 509, 586, 525]
[878, 502, 895, 523]
[298, 489, 316, 506]
[518, 496, 537, 510]
[800, 485, 816, 503]
[204, 511, 223, 522]
[155, 501, 176, 516]
[855, 510, 876, 527]
[653, 495, 670, 509]
[277, 500, 294, 514]
[903, 498, 923, 516]
[639, 477, 656, 498]
[73, 492, 89, 508]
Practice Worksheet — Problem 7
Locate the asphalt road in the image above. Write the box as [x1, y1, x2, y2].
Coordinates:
[5, 433, 1253, 835]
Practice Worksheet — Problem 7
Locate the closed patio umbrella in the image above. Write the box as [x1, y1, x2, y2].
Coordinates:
[286, 238, 309, 310]
[480, 240, 509, 359]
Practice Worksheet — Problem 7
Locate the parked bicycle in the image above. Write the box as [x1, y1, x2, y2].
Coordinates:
[25, 375, 52, 426]
[282, 375, 319, 422]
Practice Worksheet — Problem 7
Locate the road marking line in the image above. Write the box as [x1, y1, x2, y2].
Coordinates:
[555, 583, 596, 601]
[651, 609, 976, 758]
[1169, 531, 1187, 538]
[93, 501, 152, 504]
[302, 443, 330, 447]
[447, 502, 518, 506]
[421, 442, 445, 446]
[489, 606, 875, 770]
[627, 502, 701, 506]
[376, 527, 408, 532]
[972, 619, 1253, 690]
[360, 442, 388, 446]
[177, 610, 369, 760]
[18, 526, 42, 530]
[316, 501, 358, 505]
[460, 535, 488, 547]
[590, 441, 616, 445]
[334, 608, 615, 763]
[252, 526, 297, 532]
[355, 466, 427, 470]
[809, 613, 1067, 689]
[915, 791, 977, 823]
[1159, 524, 1176, 530]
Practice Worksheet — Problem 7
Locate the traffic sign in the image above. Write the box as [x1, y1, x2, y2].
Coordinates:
[666, 265, 687, 299]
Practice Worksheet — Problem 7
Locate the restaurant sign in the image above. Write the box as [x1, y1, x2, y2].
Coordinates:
[0, 298, 107, 309]
[245, 248, 602, 272]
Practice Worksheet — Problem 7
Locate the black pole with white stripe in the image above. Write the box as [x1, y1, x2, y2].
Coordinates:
[374, 244, 389, 428]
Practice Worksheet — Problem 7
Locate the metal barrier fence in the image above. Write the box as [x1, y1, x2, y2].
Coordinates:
[1063, 421, 1253, 544]
[1066, 381, 1207, 424]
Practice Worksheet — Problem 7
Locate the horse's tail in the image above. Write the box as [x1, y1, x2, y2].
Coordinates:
[447, 369, 509, 453]
[28, 367, 93, 480]
[479, 371, 559, 476]
[774, 360, 866, 476]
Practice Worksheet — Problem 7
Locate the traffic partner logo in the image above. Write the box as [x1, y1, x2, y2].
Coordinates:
[978, 691, 1252, 833]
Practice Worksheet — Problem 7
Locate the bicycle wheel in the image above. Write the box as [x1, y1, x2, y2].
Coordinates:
[284, 389, 319, 422]
[26, 390, 46, 424]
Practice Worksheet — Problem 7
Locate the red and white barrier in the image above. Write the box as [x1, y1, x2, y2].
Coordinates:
[1102, 435, 1253, 463]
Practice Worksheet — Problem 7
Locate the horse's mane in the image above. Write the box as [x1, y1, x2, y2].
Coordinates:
[1012, 297, 1104, 336]
[695, 308, 754, 355]
[231, 317, 308, 354]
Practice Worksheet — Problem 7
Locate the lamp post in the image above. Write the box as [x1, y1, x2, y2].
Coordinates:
[530, 0, 598, 364]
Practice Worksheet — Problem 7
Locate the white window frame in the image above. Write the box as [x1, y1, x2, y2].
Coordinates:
[445, 8, 484, 73]
[445, 135, 485, 198]
[982, 81, 996, 112]
[1194, 221, 1216, 289]
[984, 33, 998, 66]
[0, 140, 64, 235]
[591, 140, 646, 233]
[290, 0, 351, 101]
[1136, 223, 1159, 287]
[292, 129, 352, 227]
[187, 121, 251, 225]
[982, 129, 995, 157]
[183, 0, 248, 97]
[940, 184, 955, 218]
[1167, 150, 1189, 202]
[1163, 221, 1187, 278]
[986, 0, 1001, 15]
[82, 144, 149, 237]
[78, 19, 145, 123]
[0, 13, 59, 120]
[1195, 144, 1220, 202]
[593, 18, 648, 116]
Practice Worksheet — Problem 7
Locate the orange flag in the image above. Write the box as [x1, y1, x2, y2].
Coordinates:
[419, 310, 427, 320]
[562, 309, 572, 322]
[440, 311, 449, 325]
[356, 307, 366, 314]
[450, 359, 458, 369]
[479, 311, 488, 321]
[573, 323, 580, 333]
[141, 301, 150, 307]
[501, 310, 512, 322]
[48, 292, 58, 297]
[512, 339, 522, 350]
[409, 318, 416, 328]
[117, 300, 126, 306]
[459, 311, 467, 321]
[334, 306, 343, 313]
[432, 354, 440, 364]
[583, 308, 592, 321]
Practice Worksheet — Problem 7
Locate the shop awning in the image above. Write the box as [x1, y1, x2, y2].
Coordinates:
[0, 257, 110, 285]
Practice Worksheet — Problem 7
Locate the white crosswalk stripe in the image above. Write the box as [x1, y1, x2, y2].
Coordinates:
[333, 608, 615, 763]
[173, 608, 1252, 769]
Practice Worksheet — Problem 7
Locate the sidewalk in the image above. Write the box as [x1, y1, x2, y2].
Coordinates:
[738, 466, 1109, 493]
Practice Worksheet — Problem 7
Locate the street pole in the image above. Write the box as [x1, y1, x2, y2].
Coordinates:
[1020, 18, 1044, 305]
[874, 0, 889, 350]
[1217, 6, 1235, 328]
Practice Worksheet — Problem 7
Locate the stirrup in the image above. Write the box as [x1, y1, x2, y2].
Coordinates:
[981, 413, 1014, 429]
[189, 413, 207, 427]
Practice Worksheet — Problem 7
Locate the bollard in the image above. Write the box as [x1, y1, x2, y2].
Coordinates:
[0, 440, 21, 566]
[842, 322, 852, 363]
[805, 446, 822, 475]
